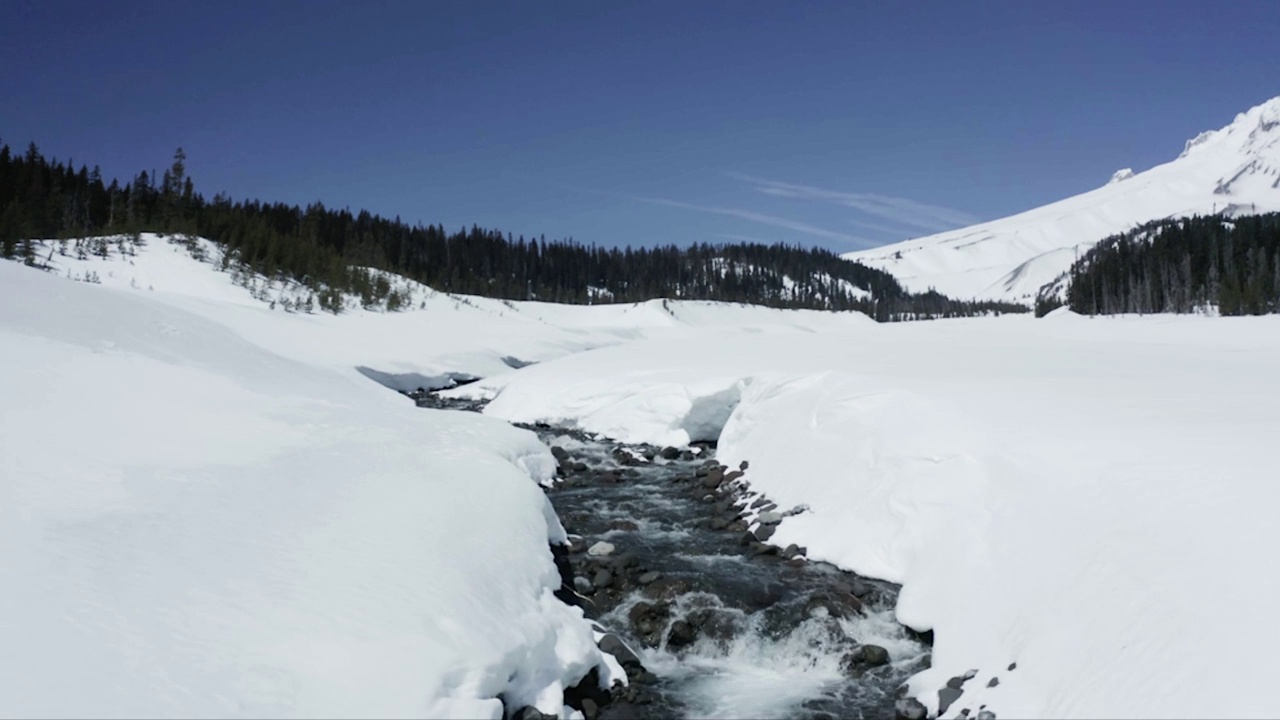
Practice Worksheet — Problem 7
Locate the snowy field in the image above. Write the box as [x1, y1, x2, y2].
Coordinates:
[460, 312, 1280, 718]
[6, 237, 1280, 717]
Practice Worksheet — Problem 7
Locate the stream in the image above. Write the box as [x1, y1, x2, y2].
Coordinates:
[414, 391, 931, 720]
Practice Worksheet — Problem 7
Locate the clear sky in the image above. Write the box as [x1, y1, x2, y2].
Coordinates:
[2, 0, 1278, 251]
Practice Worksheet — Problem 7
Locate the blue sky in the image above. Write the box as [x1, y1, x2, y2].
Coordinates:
[2, 1, 1278, 251]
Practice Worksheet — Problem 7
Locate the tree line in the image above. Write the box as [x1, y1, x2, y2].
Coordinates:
[0, 140, 1026, 320]
[1036, 213, 1280, 317]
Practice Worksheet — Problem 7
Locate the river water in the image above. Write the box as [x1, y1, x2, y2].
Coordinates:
[415, 393, 930, 719]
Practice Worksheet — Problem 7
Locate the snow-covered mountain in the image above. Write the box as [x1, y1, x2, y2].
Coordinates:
[844, 96, 1280, 302]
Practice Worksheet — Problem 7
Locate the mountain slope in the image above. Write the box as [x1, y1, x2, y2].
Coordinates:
[844, 96, 1280, 302]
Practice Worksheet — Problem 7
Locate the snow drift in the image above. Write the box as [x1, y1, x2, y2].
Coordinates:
[845, 96, 1280, 302]
[0, 261, 612, 718]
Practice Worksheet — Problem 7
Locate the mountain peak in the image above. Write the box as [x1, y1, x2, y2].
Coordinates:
[844, 96, 1280, 303]
[1107, 168, 1135, 185]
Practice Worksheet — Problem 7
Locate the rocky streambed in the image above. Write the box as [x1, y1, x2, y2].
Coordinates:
[414, 391, 934, 719]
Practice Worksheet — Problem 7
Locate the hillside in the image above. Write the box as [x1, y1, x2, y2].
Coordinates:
[0, 143, 1023, 320]
[844, 96, 1280, 302]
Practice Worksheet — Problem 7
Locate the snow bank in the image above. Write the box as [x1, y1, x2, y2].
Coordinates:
[0, 262, 607, 718]
[469, 314, 1280, 718]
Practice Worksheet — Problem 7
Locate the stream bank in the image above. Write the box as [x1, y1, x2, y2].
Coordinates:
[414, 391, 932, 719]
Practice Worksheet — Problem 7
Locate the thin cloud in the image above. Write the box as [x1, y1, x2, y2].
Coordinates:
[728, 173, 978, 233]
[538, 176, 881, 249]
[635, 195, 876, 248]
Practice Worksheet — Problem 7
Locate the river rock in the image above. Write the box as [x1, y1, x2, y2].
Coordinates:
[702, 470, 724, 488]
[587, 541, 615, 557]
[938, 687, 964, 716]
[550, 446, 570, 462]
[753, 523, 776, 542]
[977, 711, 996, 720]
[757, 510, 783, 525]
[666, 619, 697, 650]
[642, 576, 693, 599]
[739, 460, 749, 470]
[660, 446, 681, 460]
[580, 698, 598, 720]
[598, 633, 643, 670]
[849, 578, 872, 597]
[608, 519, 639, 532]
[574, 576, 593, 595]
[895, 698, 927, 720]
[750, 496, 770, 510]
[592, 569, 613, 589]
[722, 469, 744, 484]
[861, 644, 891, 667]
[628, 601, 672, 647]
[638, 571, 662, 585]
[987, 676, 999, 688]
[839, 644, 891, 676]
[806, 589, 863, 619]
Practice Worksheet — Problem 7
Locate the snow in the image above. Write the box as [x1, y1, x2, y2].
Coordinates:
[10, 230, 1280, 717]
[845, 96, 1280, 302]
[21, 234, 871, 390]
[0, 260, 614, 718]
[460, 311, 1280, 718]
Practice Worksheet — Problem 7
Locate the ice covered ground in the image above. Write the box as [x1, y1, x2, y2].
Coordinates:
[0, 261, 620, 718]
[458, 311, 1280, 718]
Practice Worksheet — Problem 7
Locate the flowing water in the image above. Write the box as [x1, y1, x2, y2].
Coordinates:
[415, 393, 930, 719]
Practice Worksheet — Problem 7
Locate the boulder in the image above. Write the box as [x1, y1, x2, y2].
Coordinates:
[757, 510, 783, 525]
[660, 446, 681, 460]
[638, 571, 662, 585]
[574, 576, 594, 595]
[753, 523, 776, 542]
[592, 570, 613, 589]
[550, 446, 570, 462]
